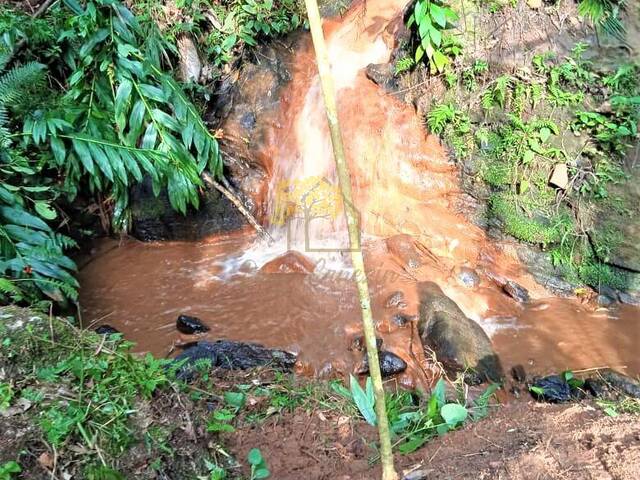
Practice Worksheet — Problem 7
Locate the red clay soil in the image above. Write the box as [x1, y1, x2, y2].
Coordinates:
[227, 400, 640, 480]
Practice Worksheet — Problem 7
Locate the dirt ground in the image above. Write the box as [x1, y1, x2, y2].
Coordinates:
[227, 400, 640, 480]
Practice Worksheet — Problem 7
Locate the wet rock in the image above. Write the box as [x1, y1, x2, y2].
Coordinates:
[502, 281, 530, 303]
[511, 364, 527, 383]
[384, 291, 407, 309]
[357, 350, 408, 378]
[95, 325, 120, 335]
[391, 313, 417, 327]
[418, 282, 503, 383]
[516, 246, 576, 296]
[530, 375, 575, 403]
[619, 291, 640, 305]
[130, 177, 246, 241]
[365, 63, 398, 91]
[176, 315, 210, 335]
[585, 370, 640, 400]
[174, 340, 297, 380]
[597, 294, 614, 306]
[386, 234, 422, 269]
[349, 335, 383, 352]
[260, 250, 316, 274]
[457, 267, 480, 288]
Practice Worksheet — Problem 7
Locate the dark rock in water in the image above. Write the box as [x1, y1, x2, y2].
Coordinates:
[365, 63, 398, 91]
[130, 176, 246, 241]
[174, 340, 297, 380]
[176, 315, 210, 334]
[95, 325, 120, 335]
[619, 291, 640, 305]
[260, 250, 316, 274]
[384, 291, 407, 309]
[357, 350, 407, 378]
[386, 234, 422, 269]
[349, 335, 383, 352]
[502, 281, 530, 303]
[585, 370, 640, 400]
[511, 364, 527, 383]
[417, 282, 503, 383]
[530, 375, 575, 403]
[391, 313, 417, 327]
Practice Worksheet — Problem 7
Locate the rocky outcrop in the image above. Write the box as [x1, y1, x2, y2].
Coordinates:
[356, 350, 408, 378]
[130, 176, 246, 241]
[174, 340, 297, 380]
[417, 282, 503, 383]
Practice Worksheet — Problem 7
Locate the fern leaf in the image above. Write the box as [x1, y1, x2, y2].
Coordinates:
[0, 62, 45, 104]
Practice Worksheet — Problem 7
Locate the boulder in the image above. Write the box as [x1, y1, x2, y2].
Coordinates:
[260, 251, 316, 274]
[174, 340, 297, 380]
[176, 315, 210, 335]
[357, 350, 408, 378]
[130, 177, 246, 241]
[417, 282, 503, 383]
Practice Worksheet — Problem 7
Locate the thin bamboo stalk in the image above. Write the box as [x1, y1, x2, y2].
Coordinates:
[301, 1, 399, 479]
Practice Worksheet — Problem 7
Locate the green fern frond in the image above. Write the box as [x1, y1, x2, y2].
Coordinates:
[0, 106, 10, 148]
[0, 61, 45, 104]
[427, 103, 456, 135]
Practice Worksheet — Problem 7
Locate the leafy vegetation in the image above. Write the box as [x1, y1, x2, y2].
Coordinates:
[578, 0, 627, 40]
[0, 0, 303, 308]
[334, 376, 498, 455]
[406, 0, 461, 73]
[423, 41, 639, 290]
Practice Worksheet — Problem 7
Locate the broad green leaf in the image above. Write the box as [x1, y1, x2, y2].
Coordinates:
[415, 44, 425, 63]
[539, 127, 552, 142]
[441, 403, 468, 426]
[72, 139, 95, 175]
[34, 202, 57, 220]
[430, 4, 447, 28]
[138, 84, 169, 103]
[142, 123, 158, 149]
[151, 109, 181, 131]
[79, 29, 109, 58]
[224, 392, 246, 409]
[254, 468, 270, 479]
[128, 100, 146, 138]
[349, 374, 376, 426]
[114, 79, 133, 120]
[247, 448, 263, 466]
[182, 121, 195, 149]
[0, 206, 51, 231]
[398, 434, 429, 454]
[429, 27, 442, 47]
[50, 136, 66, 165]
[523, 149, 535, 164]
[432, 49, 449, 72]
[87, 142, 114, 181]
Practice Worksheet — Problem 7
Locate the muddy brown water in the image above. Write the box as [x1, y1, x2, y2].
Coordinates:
[79, 233, 640, 385]
[80, 0, 640, 385]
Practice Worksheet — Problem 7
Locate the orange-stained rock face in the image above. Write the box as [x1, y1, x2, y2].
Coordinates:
[260, 250, 317, 274]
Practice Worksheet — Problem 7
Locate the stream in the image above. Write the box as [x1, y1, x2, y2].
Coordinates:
[79, 0, 639, 386]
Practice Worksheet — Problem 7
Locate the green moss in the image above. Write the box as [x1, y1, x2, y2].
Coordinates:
[489, 193, 573, 245]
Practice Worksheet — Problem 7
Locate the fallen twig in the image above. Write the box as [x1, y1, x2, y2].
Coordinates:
[202, 172, 273, 242]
